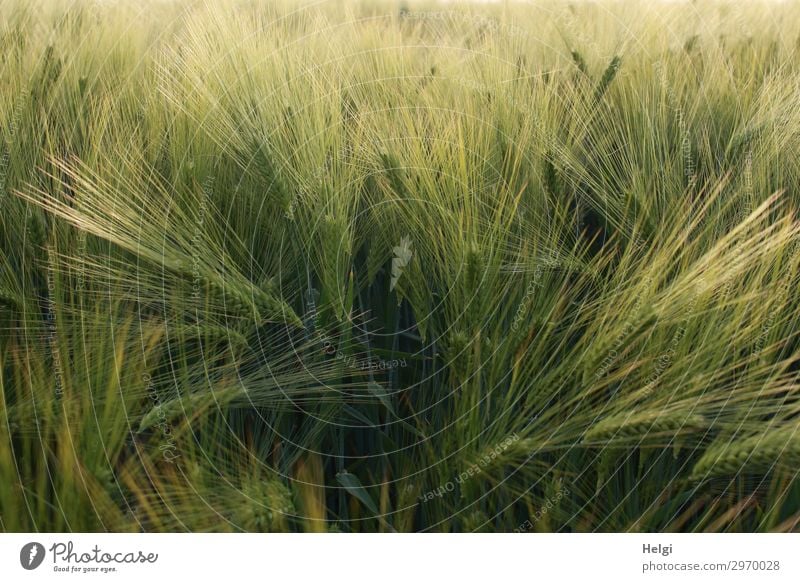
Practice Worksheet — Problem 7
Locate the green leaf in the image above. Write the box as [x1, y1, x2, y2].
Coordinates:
[336, 470, 379, 516]
[367, 381, 395, 415]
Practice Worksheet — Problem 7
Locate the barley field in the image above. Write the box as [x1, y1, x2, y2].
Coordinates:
[2, 0, 800, 532]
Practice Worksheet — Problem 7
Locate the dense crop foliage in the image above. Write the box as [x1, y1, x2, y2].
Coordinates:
[2, 0, 800, 532]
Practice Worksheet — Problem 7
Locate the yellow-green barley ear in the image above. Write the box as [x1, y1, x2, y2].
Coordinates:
[594, 55, 621, 103]
[691, 427, 800, 481]
[583, 412, 706, 445]
[571, 50, 588, 76]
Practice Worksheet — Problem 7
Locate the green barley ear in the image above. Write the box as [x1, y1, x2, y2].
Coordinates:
[394, 481, 419, 532]
[691, 428, 800, 481]
[445, 329, 470, 378]
[31, 44, 62, 102]
[174, 323, 249, 352]
[583, 412, 706, 444]
[138, 386, 242, 433]
[203, 278, 249, 315]
[237, 478, 295, 531]
[0, 284, 21, 310]
[543, 154, 561, 197]
[254, 286, 302, 328]
[26, 210, 46, 249]
[571, 49, 588, 76]
[202, 276, 302, 328]
[251, 140, 292, 216]
[594, 55, 621, 103]
[379, 151, 410, 199]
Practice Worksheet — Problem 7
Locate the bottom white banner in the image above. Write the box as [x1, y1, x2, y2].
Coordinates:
[1, 534, 797, 581]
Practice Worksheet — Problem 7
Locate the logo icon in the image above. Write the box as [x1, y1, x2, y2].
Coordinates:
[390, 235, 413, 292]
[20, 542, 45, 570]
